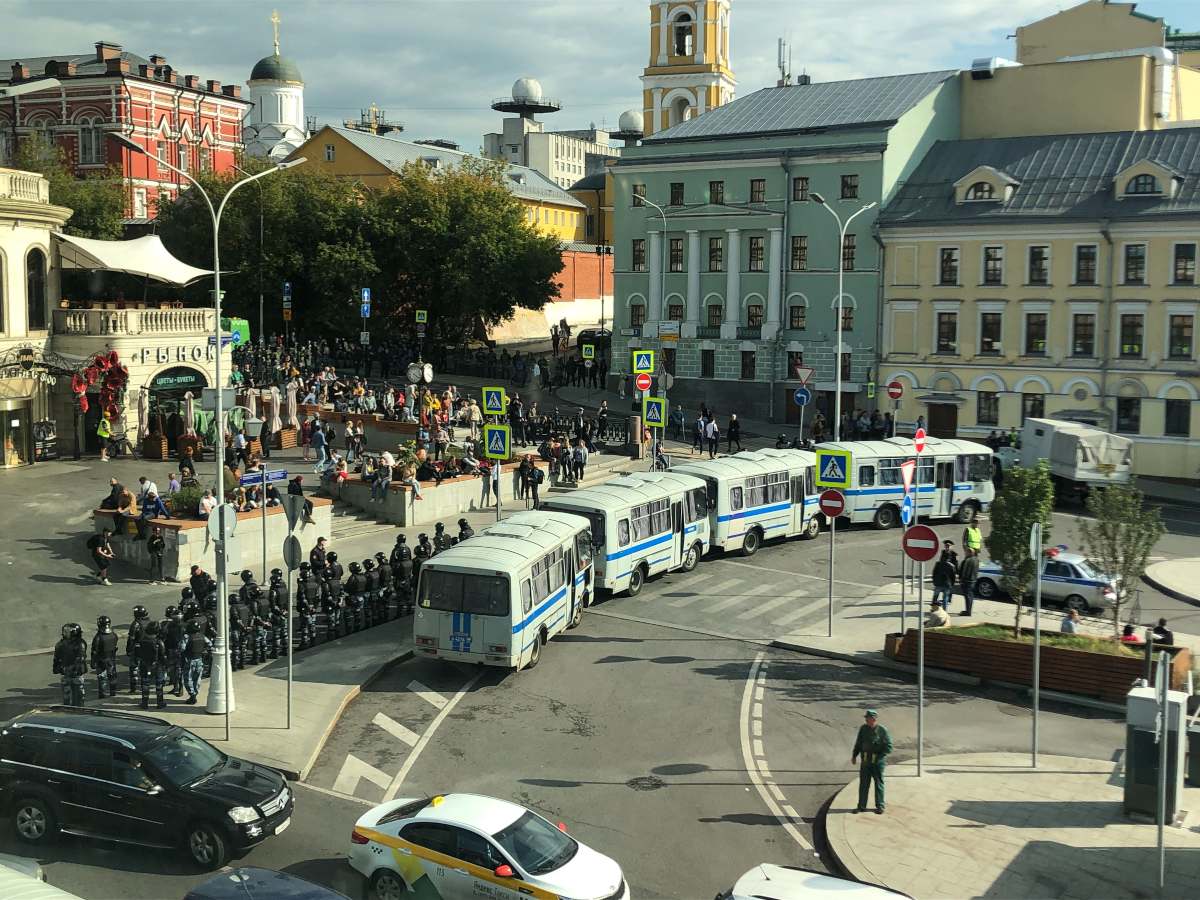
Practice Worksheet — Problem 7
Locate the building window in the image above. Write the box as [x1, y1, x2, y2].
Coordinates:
[1027, 246, 1049, 285]
[792, 176, 809, 202]
[707, 305, 723, 328]
[1126, 174, 1160, 195]
[1071, 313, 1096, 357]
[750, 178, 766, 204]
[78, 120, 104, 165]
[0, 131, 10, 165]
[132, 187, 148, 219]
[1075, 245, 1097, 285]
[790, 235, 807, 271]
[632, 183, 646, 206]
[585, 213, 595, 239]
[709, 237, 724, 272]
[156, 140, 168, 170]
[748, 236, 764, 271]
[1123, 244, 1146, 284]
[669, 182, 684, 207]
[630, 304, 646, 327]
[1024, 312, 1048, 355]
[1173, 244, 1196, 284]
[938, 248, 959, 285]
[787, 351, 805, 378]
[936, 311, 958, 353]
[709, 180, 724, 204]
[740, 351, 756, 380]
[673, 12, 695, 56]
[632, 239, 646, 271]
[177, 143, 189, 173]
[983, 246, 1004, 285]
[1119, 314, 1144, 357]
[965, 181, 995, 200]
[1164, 399, 1191, 437]
[840, 351, 852, 380]
[26, 248, 47, 331]
[841, 234, 856, 271]
[747, 304, 763, 327]
[667, 303, 684, 322]
[1116, 398, 1141, 434]
[199, 146, 212, 171]
[662, 347, 676, 375]
[977, 391, 999, 426]
[841, 305, 854, 332]
[789, 305, 806, 330]
[669, 238, 684, 272]
[1169, 314, 1194, 359]
[979, 312, 1002, 354]
[323, 143, 335, 162]
[841, 174, 859, 199]
[701, 349, 715, 378]
[1021, 393, 1044, 423]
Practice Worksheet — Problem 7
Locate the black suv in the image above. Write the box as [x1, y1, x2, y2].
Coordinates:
[0, 707, 294, 869]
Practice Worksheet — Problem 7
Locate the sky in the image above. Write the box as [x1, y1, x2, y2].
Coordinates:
[3, 0, 1198, 152]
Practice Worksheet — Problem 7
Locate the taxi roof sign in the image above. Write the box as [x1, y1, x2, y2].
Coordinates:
[483, 423, 511, 460]
[815, 448, 852, 490]
[482, 386, 507, 416]
[642, 396, 667, 429]
[632, 350, 655, 375]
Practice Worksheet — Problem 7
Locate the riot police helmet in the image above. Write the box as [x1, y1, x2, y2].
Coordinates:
[96, 615, 111, 631]
[349, 561, 362, 574]
[144, 621, 160, 636]
[270, 568, 283, 580]
[164, 605, 179, 619]
[240, 569, 254, 583]
[327, 551, 339, 564]
[458, 518, 469, 528]
[396, 533, 407, 544]
[434, 522, 445, 532]
[363, 559, 375, 571]
[67, 623, 82, 640]
[132, 604, 148, 620]
[180, 587, 194, 601]
[374, 551, 386, 562]
[229, 593, 240, 607]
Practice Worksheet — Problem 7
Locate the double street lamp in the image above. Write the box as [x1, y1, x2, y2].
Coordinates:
[811, 193, 875, 442]
[115, 133, 303, 717]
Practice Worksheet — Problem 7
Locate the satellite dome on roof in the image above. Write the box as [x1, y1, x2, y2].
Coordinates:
[250, 53, 303, 84]
[618, 109, 644, 134]
[512, 77, 543, 102]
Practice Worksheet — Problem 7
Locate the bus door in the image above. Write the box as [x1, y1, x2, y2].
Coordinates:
[934, 460, 955, 517]
[790, 472, 807, 534]
[564, 546, 577, 625]
[673, 499, 685, 564]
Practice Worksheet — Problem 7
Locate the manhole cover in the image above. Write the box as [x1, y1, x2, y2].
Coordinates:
[626, 775, 666, 791]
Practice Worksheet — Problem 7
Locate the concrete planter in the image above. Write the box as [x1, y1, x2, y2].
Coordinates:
[885, 628, 1191, 703]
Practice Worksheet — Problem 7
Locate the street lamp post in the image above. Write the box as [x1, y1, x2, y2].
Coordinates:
[811, 194, 875, 441]
[115, 135, 303, 719]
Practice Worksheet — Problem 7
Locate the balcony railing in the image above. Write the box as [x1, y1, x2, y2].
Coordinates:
[696, 326, 721, 338]
[54, 307, 217, 337]
[737, 325, 762, 340]
[0, 168, 50, 204]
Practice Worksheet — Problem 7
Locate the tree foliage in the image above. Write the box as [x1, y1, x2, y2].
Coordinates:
[1077, 484, 1164, 637]
[154, 156, 563, 342]
[983, 462, 1055, 636]
[14, 135, 125, 239]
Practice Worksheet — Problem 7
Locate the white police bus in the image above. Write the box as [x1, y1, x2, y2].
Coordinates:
[540, 471, 710, 596]
[673, 449, 820, 556]
[814, 437, 994, 528]
[413, 511, 593, 670]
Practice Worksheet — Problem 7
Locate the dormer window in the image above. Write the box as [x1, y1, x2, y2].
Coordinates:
[1126, 174, 1161, 195]
[965, 181, 995, 200]
[673, 13, 694, 56]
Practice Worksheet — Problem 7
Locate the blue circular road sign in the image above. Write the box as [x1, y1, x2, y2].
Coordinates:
[793, 387, 812, 407]
[901, 493, 914, 526]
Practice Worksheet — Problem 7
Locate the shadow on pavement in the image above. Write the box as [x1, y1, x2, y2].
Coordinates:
[947, 799, 1122, 828]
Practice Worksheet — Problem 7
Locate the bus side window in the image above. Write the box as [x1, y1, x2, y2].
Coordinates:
[576, 532, 592, 566]
[860, 465, 875, 487]
[730, 486, 743, 510]
[692, 487, 708, 518]
[617, 518, 630, 547]
[521, 579, 533, 615]
[805, 467, 815, 494]
[791, 474, 804, 504]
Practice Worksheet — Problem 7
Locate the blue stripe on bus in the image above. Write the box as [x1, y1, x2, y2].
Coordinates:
[649, 554, 673, 565]
[607, 531, 673, 561]
[513, 585, 567, 635]
[717, 501, 791, 522]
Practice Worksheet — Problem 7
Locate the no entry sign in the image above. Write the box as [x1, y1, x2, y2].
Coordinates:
[902, 524, 939, 562]
[914, 427, 927, 454]
[635, 372, 652, 392]
[818, 489, 845, 518]
[887, 380, 904, 400]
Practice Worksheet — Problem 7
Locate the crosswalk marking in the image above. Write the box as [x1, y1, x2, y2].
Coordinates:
[407, 680, 448, 710]
[706, 583, 776, 614]
[372, 712, 420, 747]
[771, 597, 828, 627]
[736, 594, 796, 621]
[668, 576, 741, 608]
[332, 753, 391, 796]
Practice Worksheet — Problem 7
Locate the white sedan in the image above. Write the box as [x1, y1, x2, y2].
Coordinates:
[718, 863, 909, 899]
[349, 793, 628, 900]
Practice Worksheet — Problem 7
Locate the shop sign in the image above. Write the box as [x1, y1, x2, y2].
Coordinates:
[150, 367, 206, 391]
[130, 343, 219, 366]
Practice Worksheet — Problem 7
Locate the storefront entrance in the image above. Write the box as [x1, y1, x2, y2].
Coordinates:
[927, 403, 959, 438]
[1, 399, 33, 468]
[148, 366, 207, 451]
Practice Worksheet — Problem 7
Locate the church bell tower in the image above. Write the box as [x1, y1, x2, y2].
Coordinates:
[641, 0, 736, 137]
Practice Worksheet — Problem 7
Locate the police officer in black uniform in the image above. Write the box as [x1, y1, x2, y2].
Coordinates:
[181, 619, 211, 704]
[433, 522, 453, 555]
[346, 561, 368, 632]
[324, 553, 346, 638]
[457, 518, 474, 543]
[126, 605, 150, 693]
[54, 624, 88, 707]
[362, 558, 380, 628]
[189, 565, 217, 610]
[374, 552, 393, 622]
[239, 571, 268, 665]
[161, 606, 185, 696]
[413, 533, 433, 592]
[267, 569, 289, 658]
[90, 616, 119, 699]
[228, 593, 250, 671]
[390, 534, 414, 614]
[135, 621, 168, 709]
[295, 562, 320, 648]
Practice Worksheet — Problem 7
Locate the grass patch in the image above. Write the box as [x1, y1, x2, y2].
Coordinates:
[943, 623, 1141, 657]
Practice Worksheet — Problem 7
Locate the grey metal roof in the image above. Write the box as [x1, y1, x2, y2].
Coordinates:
[645, 70, 957, 143]
[0, 51, 152, 83]
[328, 126, 583, 208]
[568, 172, 606, 192]
[878, 127, 1200, 227]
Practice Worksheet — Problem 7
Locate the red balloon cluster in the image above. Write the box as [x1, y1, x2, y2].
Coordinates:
[72, 351, 127, 417]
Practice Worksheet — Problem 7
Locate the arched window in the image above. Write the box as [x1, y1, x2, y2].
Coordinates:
[26, 248, 47, 331]
[1126, 173, 1160, 195]
[28, 118, 56, 161]
[78, 117, 104, 165]
[673, 13, 694, 57]
[669, 96, 693, 127]
[965, 181, 995, 200]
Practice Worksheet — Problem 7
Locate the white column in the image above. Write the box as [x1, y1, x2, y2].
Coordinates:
[722, 228, 740, 339]
[648, 229, 663, 324]
[764, 227, 783, 339]
[696, 84, 706, 116]
[684, 229, 701, 337]
[657, 2, 668, 65]
[696, 1, 706, 63]
[652, 88, 663, 135]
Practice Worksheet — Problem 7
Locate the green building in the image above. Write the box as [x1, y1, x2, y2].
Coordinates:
[610, 70, 961, 422]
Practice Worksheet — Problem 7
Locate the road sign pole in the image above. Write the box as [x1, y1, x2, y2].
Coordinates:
[495, 461, 502, 523]
[1030, 521, 1042, 769]
[828, 512, 835, 638]
[1157, 650, 1169, 891]
[918, 556, 924, 778]
[261, 467, 268, 583]
[798, 403, 806, 445]
[286, 562, 293, 730]
[900, 547, 907, 634]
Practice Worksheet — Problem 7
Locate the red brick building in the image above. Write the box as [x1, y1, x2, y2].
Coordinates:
[0, 42, 250, 222]
[555, 244, 614, 305]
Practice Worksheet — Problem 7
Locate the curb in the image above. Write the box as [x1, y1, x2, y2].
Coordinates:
[1142, 572, 1200, 609]
[768, 639, 983, 687]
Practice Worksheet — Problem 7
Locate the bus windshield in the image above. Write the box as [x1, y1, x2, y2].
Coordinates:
[420, 570, 510, 616]
[957, 454, 993, 483]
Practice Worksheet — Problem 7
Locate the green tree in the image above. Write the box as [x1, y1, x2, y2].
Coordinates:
[983, 462, 1055, 636]
[1077, 484, 1164, 638]
[14, 134, 125, 239]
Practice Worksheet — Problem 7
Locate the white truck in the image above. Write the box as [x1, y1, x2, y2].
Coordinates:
[1019, 417, 1133, 500]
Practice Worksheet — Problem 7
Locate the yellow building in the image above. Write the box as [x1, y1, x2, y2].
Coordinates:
[878, 127, 1200, 480]
[288, 124, 586, 241]
[641, 0, 735, 136]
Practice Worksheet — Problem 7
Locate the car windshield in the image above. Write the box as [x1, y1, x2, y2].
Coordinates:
[492, 811, 578, 876]
[1074, 560, 1102, 579]
[142, 728, 225, 787]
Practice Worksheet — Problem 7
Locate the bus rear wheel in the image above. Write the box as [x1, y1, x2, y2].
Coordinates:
[741, 529, 761, 557]
[627, 565, 646, 596]
[955, 501, 978, 524]
[874, 505, 898, 530]
[524, 632, 543, 669]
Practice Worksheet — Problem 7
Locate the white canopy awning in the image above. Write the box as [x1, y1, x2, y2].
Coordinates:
[53, 233, 213, 286]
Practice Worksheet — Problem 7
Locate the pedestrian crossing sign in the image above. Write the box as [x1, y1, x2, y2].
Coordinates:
[483, 424, 511, 460]
[415, 309, 428, 324]
[582, 343, 595, 360]
[632, 350, 655, 374]
[482, 386, 507, 416]
[815, 448, 852, 489]
[642, 396, 667, 429]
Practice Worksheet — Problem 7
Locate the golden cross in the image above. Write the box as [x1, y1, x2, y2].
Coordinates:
[270, 9, 281, 55]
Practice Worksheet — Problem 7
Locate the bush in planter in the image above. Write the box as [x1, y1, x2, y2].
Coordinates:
[169, 484, 205, 517]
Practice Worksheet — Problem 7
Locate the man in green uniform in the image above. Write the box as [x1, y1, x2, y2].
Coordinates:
[851, 708, 893, 814]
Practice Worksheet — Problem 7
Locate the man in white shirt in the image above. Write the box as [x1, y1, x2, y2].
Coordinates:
[198, 489, 218, 519]
[705, 419, 720, 459]
[136, 476, 159, 506]
[372, 450, 395, 502]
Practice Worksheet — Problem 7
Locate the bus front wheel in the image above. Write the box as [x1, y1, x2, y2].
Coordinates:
[803, 516, 821, 539]
[568, 599, 583, 629]
[873, 505, 898, 530]
[955, 501, 978, 524]
[682, 543, 700, 572]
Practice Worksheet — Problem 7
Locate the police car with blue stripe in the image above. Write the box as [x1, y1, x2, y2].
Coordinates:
[974, 548, 1118, 614]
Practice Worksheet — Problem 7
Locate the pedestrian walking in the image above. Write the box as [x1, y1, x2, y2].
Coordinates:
[931, 543, 958, 612]
[692, 413, 705, 454]
[53, 624, 88, 707]
[959, 547, 980, 617]
[851, 709, 893, 814]
[87, 529, 115, 585]
[181, 619, 211, 704]
[705, 418, 720, 458]
[727, 414, 742, 453]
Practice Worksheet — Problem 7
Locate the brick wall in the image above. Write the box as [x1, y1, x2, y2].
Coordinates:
[555, 249, 614, 303]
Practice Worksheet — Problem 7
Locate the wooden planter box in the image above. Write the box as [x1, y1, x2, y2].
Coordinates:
[141, 434, 168, 460]
[885, 628, 1191, 704]
[274, 427, 298, 450]
[176, 434, 204, 462]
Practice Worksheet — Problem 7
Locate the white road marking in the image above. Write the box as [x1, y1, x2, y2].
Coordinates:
[771, 597, 829, 628]
[332, 753, 392, 796]
[293, 780, 374, 807]
[723, 558, 880, 591]
[372, 711, 420, 747]
[753, 738, 765, 758]
[668, 593, 709, 608]
[667, 576, 742, 607]
[406, 679, 448, 709]
[736, 594, 796, 620]
[706, 583, 776, 613]
[385, 671, 483, 800]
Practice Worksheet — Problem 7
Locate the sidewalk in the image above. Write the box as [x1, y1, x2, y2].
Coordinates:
[1144, 558, 1200, 606]
[824, 752, 1200, 899]
[93, 616, 412, 779]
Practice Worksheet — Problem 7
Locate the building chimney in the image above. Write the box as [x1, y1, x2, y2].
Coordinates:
[138, 64, 151, 78]
[206, 79, 221, 93]
[10, 61, 29, 81]
[94, 42, 122, 61]
[105, 57, 130, 75]
[221, 84, 242, 99]
[797, 73, 812, 86]
[57, 60, 78, 77]
[148, 54, 166, 66]
[185, 75, 200, 89]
